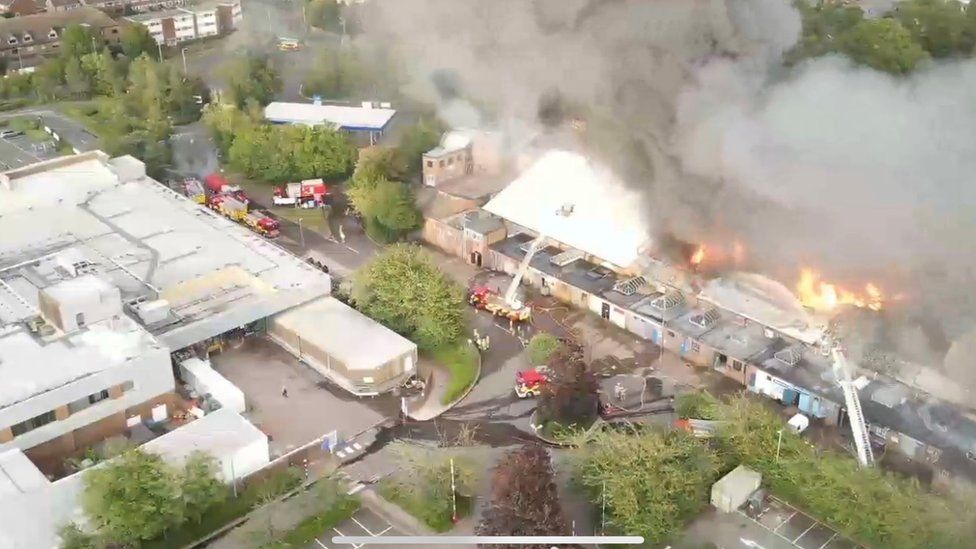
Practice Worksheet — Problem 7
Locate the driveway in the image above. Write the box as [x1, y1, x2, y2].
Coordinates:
[0, 108, 99, 153]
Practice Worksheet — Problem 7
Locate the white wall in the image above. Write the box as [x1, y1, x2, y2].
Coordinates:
[178, 357, 246, 414]
[0, 345, 174, 452]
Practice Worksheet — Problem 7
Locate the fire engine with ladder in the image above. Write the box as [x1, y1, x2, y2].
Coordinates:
[828, 338, 875, 467]
[468, 203, 575, 323]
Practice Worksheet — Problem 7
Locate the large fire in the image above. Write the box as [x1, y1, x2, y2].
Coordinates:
[690, 245, 706, 267]
[796, 269, 883, 312]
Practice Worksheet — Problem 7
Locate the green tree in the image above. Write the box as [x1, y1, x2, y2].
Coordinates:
[353, 244, 465, 351]
[203, 102, 257, 155]
[537, 343, 599, 427]
[303, 48, 368, 99]
[221, 53, 282, 107]
[381, 443, 479, 531]
[526, 332, 561, 365]
[33, 58, 66, 101]
[60, 25, 98, 60]
[346, 167, 421, 241]
[81, 449, 184, 545]
[64, 57, 92, 98]
[785, 1, 865, 64]
[80, 50, 125, 97]
[305, 0, 341, 32]
[894, 0, 970, 57]
[841, 18, 929, 74]
[576, 428, 720, 544]
[120, 24, 158, 59]
[57, 523, 102, 549]
[477, 446, 567, 543]
[395, 118, 443, 180]
[181, 451, 225, 524]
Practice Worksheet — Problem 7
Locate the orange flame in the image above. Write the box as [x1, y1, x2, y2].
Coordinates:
[690, 245, 706, 266]
[797, 269, 883, 313]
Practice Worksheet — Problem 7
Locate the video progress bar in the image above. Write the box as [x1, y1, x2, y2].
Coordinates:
[333, 535, 645, 545]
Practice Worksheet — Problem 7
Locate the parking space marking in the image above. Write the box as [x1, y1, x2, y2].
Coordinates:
[739, 498, 863, 549]
[351, 516, 375, 536]
[819, 532, 838, 549]
[314, 539, 328, 548]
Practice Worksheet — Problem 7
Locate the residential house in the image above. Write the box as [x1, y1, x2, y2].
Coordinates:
[0, 0, 37, 17]
[0, 7, 120, 64]
[124, 0, 241, 46]
[39, 0, 82, 13]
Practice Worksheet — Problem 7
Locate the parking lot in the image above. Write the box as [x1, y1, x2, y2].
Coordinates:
[211, 337, 397, 457]
[314, 506, 402, 548]
[744, 497, 861, 549]
[0, 132, 62, 170]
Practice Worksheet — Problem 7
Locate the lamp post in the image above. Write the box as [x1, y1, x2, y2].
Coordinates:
[181, 47, 188, 74]
[156, 40, 163, 62]
[776, 429, 784, 462]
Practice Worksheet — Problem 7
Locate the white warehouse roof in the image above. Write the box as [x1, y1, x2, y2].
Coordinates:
[271, 296, 416, 371]
[484, 150, 653, 269]
[0, 152, 332, 352]
[264, 102, 396, 131]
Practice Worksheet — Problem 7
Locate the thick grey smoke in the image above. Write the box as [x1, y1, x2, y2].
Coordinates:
[358, 0, 976, 373]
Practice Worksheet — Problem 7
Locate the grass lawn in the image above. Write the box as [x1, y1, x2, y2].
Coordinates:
[379, 481, 472, 533]
[433, 343, 480, 405]
[272, 204, 332, 233]
[276, 496, 360, 546]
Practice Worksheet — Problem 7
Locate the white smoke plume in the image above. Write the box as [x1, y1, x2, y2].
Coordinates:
[357, 0, 976, 371]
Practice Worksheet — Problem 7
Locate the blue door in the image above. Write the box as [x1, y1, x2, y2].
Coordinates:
[798, 393, 812, 413]
[680, 338, 688, 354]
[782, 389, 799, 406]
[652, 329, 662, 345]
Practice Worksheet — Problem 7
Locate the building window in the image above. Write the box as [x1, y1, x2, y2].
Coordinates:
[690, 341, 700, 353]
[68, 388, 111, 413]
[89, 389, 110, 404]
[10, 410, 57, 437]
[23, 35, 31, 42]
[448, 157, 454, 166]
[121, 380, 135, 392]
[7, 37, 16, 45]
[439, 160, 445, 168]
[732, 360, 743, 372]
[426, 160, 433, 168]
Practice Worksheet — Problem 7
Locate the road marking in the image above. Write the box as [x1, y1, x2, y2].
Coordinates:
[314, 538, 328, 548]
[795, 521, 818, 543]
[351, 516, 374, 536]
[774, 511, 797, 532]
[344, 244, 359, 254]
[377, 526, 393, 536]
[818, 532, 838, 549]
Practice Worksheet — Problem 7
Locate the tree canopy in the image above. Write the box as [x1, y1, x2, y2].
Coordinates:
[121, 24, 158, 60]
[346, 150, 422, 241]
[353, 244, 465, 351]
[575, 427, 720, 545]
[221, 53, 282, 108]
[477, 446, 567, 545]
[395, 118, 443, 180]
[78, 449, 225, 546]
[526, 332, 562, 366]
[537, 342, 599, 427]
[841, 18, 929, 74]
[305, 0, 342, 33]
[81, 449, 185, 544]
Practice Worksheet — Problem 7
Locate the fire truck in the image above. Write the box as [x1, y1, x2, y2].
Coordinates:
[515, 366, 551, 398]
[183, 178, 206, 204]
[244, 211, 280, 238]
[468, 284, 531, 322]
[207, 194, 248, 221]
[272, 179, 330, 208]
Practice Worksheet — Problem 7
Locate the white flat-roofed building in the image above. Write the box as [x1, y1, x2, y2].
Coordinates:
[0, 151, 331, 467]
[264, 100, 396, 145]
[268, 296, 417, 395]
[0, 408, 268, 549]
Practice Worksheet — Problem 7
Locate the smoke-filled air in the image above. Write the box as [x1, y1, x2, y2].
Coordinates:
[354, 0, 976, 379]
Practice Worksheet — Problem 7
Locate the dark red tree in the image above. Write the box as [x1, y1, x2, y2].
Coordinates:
[476, 445, 567, 548]
[538, 342, 599, 427]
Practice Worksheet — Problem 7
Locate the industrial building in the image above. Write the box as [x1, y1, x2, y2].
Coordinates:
[456, 147, 976, 490]
[0, 151, 413, 546]
[264, 100, 397, 146]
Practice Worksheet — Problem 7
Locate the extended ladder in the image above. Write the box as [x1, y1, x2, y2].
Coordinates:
[831, 347, 875, 467]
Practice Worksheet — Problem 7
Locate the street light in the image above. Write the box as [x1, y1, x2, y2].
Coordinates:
[181, 47, 188, 74]
[776, 429, 784, 462]
[156, 40, 163, 62]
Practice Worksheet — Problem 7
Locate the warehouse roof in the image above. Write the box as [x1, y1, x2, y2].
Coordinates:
[483, 150, 652, 269]
[264, 102, 396, 131]
[271, 296, 416, 371]
[0, 152, 331, 352]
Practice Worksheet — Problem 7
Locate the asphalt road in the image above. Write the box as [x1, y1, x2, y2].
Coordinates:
[0, 109, 99, 154]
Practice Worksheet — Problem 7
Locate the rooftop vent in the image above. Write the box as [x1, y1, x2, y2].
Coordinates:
[775, 346, 803, 367]
[689, 308, 721, 329]
[613, 276, 647, 296]
[518, 239, 537, 254]
[651, 291, 685, 311]
[584, 266, 612, 280]
[550, 249, 584, 267]
[556, 203, 575, 217]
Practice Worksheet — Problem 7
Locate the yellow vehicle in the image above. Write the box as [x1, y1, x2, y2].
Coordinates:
[278, 38, 300, 52]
